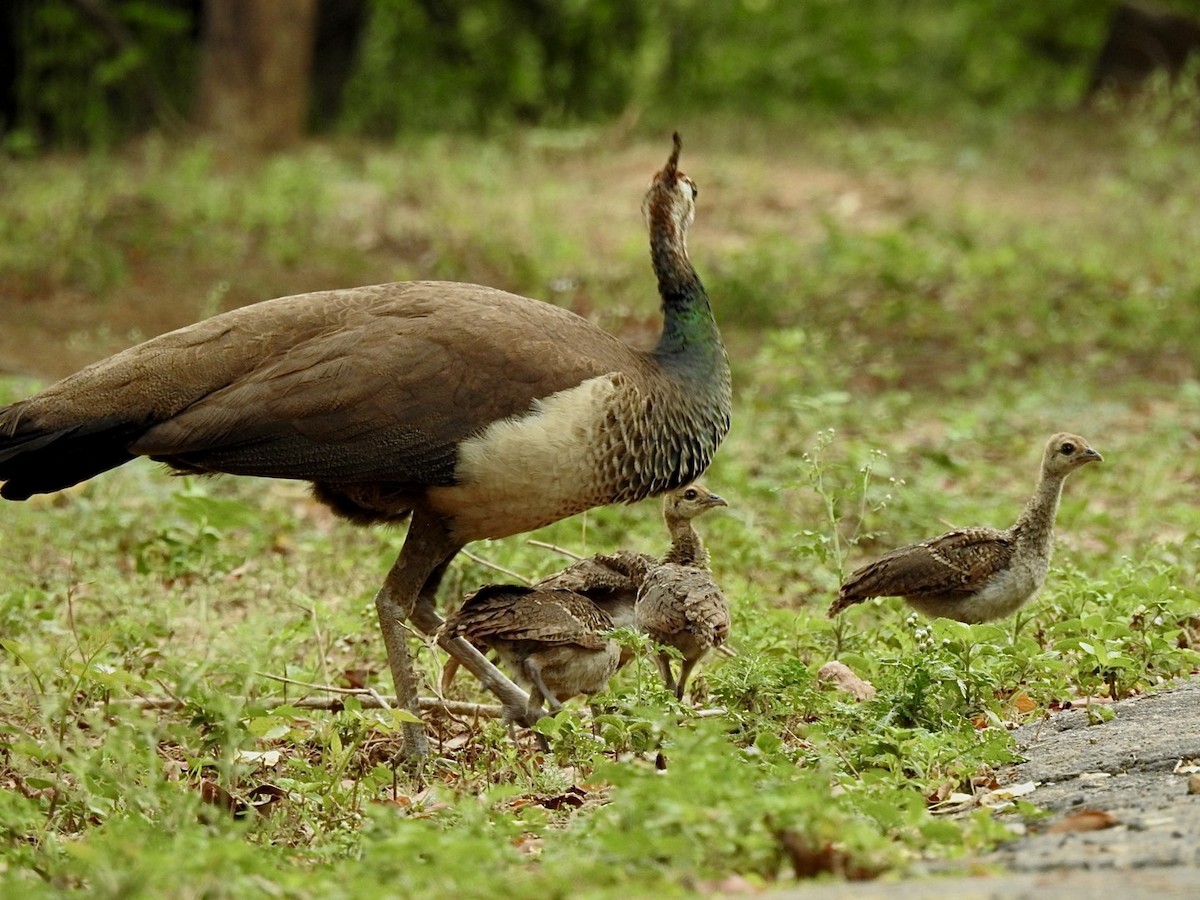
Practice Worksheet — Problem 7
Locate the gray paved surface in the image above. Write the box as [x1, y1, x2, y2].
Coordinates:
[772, 866, 1200, 899]
[773, 677, 1200, 898]
[988, 677, 1200, 874]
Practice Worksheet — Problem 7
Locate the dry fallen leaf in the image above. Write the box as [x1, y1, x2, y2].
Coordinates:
[927, 780, 957, 804]
[929, 792, 977, 815]
[1012, 692, 1037, 713]
[973, 773, 1001, 791]
[197, 780, 288, 819]
[1044, 809, 1120, 834]
[437, 731, 474, 751]
[817, 661, 876, 701]
[512, 833, 543, 857]
[236, 749, 282, 769]
[773, 827, 882, 881]
[539, 785, 589, 811]
[245, 783, 288, 816]
[978, 781, 1038, 809]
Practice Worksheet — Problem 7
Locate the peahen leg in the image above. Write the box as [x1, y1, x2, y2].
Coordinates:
[374, 522, 457, 758]
[375, 514, 542, 757]
[674, 657, 699, 701]
[654, 652, 677, 697]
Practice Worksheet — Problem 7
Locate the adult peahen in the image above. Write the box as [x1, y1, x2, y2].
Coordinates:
[0, 135, 732, 757]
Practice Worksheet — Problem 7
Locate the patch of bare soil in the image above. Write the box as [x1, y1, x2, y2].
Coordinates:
[0, 125, 1124, 382]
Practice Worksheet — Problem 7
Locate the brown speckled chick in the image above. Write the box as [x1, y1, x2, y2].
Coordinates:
[438, 483, 728, 704]
[633, 485, 730, 699]
[829, 432, 1102, 623]
[540, 482, 729, 626]
[440, 585, 628, 721]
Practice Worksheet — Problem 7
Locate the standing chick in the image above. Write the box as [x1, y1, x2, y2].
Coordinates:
[829, 432, 1102, 623]
[541, 482, 729, 625]
[439, 483, 729, 702]
[633, 486, 731, 699]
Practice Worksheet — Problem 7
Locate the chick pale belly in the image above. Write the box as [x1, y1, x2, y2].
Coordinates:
[905, 555, 1045, 624]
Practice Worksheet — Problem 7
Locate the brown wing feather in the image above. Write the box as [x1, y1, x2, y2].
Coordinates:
[130, 284, 643, 479]
[539, 555, 638, 595]
[0, 282, 646, 497]
[831, 527, 1014, 615]
[535, 550, 651, 630]
[539, 551, 651, 597]
[443, 585, 613, 650]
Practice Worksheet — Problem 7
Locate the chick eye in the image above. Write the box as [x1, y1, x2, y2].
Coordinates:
[1060, 442, 1075, 455]
[683, 489, 698, 500]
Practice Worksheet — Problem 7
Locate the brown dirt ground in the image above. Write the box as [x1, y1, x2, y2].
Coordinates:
[0, 120, 1124, 383]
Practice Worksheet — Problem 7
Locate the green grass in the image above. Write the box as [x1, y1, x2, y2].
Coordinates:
[2, 107, 1199, 896]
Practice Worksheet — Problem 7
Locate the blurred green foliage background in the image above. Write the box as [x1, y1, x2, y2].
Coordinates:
[7, 0, 1200, 150]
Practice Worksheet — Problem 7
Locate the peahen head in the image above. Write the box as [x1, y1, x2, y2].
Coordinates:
[642, 132, 697, 242]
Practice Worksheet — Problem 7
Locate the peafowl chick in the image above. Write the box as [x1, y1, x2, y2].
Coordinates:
[539, 482, 729, 625]
[633, 485, 731, 700]
[439, 482, 729, 698]
[829, 432, 1102, 623]
[440, 585, 630, 721]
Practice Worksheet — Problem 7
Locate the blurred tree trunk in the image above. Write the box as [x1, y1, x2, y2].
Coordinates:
[196, 0, 317, 152]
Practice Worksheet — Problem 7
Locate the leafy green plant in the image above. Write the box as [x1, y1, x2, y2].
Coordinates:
[10, 0, 194, 149]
